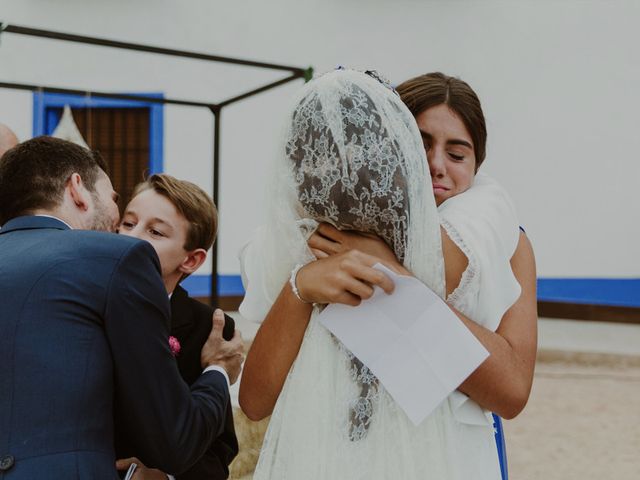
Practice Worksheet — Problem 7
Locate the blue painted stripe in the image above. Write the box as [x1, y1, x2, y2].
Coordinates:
[33, 91, 164, 109]
[186, 274, 640, 309]
[181, 274, 245, 297]
[32, 91, 46, 136]
[148, 101, 164, 173]
[537, 278, 640, 308]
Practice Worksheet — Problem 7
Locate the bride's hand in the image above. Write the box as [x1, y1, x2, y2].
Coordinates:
[308, 223, 409, 274]
[295, 249, 396, 306]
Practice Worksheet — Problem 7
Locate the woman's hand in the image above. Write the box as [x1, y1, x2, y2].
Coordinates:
[308, 223, 409, 274]
[116, 457, 168, 480]
[296, 249, 396, 306]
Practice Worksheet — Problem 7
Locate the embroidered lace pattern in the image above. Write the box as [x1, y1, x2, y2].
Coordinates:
[337, 340, 381, 441]
[284, 73, 425, 438]
[287, 81, 410, 262]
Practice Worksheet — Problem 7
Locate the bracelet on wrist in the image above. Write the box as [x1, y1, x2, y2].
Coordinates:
[289, 263, 311, 304]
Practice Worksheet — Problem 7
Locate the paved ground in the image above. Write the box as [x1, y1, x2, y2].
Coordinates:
[228, 315, 640, 479]
[537, 317, 640, 357]
[504, 358, 640, 480]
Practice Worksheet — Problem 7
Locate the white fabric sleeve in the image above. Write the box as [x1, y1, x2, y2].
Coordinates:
[238, 227, 274, 324]
[239, 221, 318, 324]
[439, 172, 521, 332]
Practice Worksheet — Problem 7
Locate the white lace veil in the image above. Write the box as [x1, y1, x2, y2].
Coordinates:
[245, 69, 445, 439]
[256, 69, 444, 307]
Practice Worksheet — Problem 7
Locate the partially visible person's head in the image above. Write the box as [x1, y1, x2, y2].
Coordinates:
[397, 72, 486, 206]
[119, 174, 217, 293]
[0, 123, 19, 158]
[0, 136, 119, 230]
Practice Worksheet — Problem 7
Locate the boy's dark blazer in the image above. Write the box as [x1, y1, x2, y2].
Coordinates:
[169, 285, 239, 480]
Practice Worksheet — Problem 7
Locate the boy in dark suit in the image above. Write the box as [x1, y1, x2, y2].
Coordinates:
[116, 174, 238, 480]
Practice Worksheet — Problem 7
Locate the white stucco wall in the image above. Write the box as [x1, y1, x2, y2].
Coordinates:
[1, 0, 638, 278]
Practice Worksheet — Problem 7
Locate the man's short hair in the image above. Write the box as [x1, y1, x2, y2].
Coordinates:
[132, 174, 218, 251]
[0, 136, 108, 225]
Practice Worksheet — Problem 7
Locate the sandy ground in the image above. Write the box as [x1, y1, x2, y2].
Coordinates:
[229, 354, 640, 479]
[503, 355, 640, 480]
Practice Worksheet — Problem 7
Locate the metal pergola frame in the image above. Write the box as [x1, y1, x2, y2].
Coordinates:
[0, 23, 313, 306]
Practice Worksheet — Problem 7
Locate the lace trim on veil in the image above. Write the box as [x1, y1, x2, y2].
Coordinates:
[335, 340, 381, 441]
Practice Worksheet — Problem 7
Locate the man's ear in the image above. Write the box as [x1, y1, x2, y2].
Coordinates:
[67, 173, 91, 211]
[179, 248, 208, 275]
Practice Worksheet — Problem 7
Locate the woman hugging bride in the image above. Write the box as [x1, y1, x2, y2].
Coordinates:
[239, 68, 537, 480]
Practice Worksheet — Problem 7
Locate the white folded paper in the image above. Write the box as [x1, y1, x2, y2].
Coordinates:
[318, 264, 489, 426]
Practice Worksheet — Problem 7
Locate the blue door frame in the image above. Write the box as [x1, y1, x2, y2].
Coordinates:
[32, 91, 164, 174]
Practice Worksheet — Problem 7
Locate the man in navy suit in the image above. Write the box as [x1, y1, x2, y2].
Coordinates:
[0, 137, 244, 479]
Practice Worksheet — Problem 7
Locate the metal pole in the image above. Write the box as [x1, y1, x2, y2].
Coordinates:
[1, 24, 306, 75]
[210, 107, 221, 307]
[218, 72, 304, 108]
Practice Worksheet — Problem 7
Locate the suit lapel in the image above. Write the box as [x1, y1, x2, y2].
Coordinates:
[170, 285, 195, 334]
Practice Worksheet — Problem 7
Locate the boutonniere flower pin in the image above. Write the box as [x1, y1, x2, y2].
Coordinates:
[169, 336, 181, 357]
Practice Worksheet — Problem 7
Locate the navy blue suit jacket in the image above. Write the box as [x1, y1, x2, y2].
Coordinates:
[0, 216, 229, 479]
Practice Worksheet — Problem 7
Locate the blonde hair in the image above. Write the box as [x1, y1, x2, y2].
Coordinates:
[132, 174, 217, 250]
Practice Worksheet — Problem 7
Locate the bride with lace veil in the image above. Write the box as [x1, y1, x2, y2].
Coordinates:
[240, 68, 524, 479]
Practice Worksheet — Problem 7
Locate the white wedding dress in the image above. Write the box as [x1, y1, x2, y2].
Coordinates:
[240, 70, 521, 480]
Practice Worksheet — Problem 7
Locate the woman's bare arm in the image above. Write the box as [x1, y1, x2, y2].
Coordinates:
[309, 224, 537, 419]
[239, 282, 313, 420]
[455, 232, 537, 419]
[309, 223, 468, 297]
